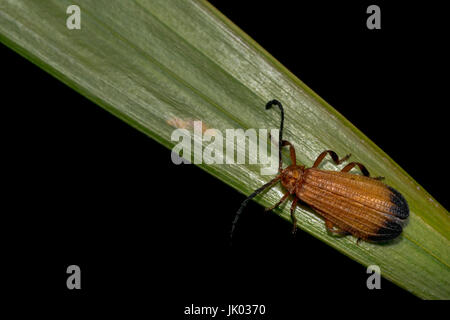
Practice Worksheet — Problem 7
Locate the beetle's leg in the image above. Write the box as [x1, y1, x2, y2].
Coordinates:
[282, 140, 297, 165]
[268, 133, 298, 168]
[341, 161, 383, 180]
[264, 192, 290, 212]
[341, 162, 370, 177]
[290, 198, 298, 234]
[313, 150, 351, 168]
[325, 220, 349, 236]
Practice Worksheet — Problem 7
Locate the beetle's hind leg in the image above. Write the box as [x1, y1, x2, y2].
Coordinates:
[341, 162, 370, 176]
[341, 160, 384, 180]
[313, 150, 351, 168]
[325, 220, 349, 237]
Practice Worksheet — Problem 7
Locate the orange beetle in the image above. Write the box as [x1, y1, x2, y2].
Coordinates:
[232, 100, 409, 242]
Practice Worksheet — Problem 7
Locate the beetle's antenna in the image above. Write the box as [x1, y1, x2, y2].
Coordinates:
[230, 176, 281, 240]
[265, 100, 284, 172]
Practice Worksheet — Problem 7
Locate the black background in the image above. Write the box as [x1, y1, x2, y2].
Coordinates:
[3, 0, 447, 315]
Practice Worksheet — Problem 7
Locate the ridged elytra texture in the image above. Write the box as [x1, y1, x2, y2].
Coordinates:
[296, 168, 409, 241]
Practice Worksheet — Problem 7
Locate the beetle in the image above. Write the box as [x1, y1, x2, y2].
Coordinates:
[231, 99, 409, 242]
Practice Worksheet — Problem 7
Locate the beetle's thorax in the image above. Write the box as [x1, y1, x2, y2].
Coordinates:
[281, 165, 305, 194]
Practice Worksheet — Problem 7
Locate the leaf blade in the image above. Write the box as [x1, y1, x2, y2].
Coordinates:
[1, 0, 449, 299]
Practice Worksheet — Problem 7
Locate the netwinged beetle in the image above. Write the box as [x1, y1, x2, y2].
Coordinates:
[232, 100, 409, 242]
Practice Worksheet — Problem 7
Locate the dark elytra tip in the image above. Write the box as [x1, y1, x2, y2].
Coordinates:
[368, 219, 403, 241]
[387, 186, 409, 220]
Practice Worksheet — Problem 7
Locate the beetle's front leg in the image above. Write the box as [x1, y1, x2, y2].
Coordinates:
[268, 133, 297, 167]
[290, 198, 298, 234]
[264, 192, 289, 212]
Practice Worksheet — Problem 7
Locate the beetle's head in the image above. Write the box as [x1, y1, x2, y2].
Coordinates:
[281, 165, 305, 193]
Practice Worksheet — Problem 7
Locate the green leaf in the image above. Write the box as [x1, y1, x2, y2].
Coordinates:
[1, 0, 449, 299]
